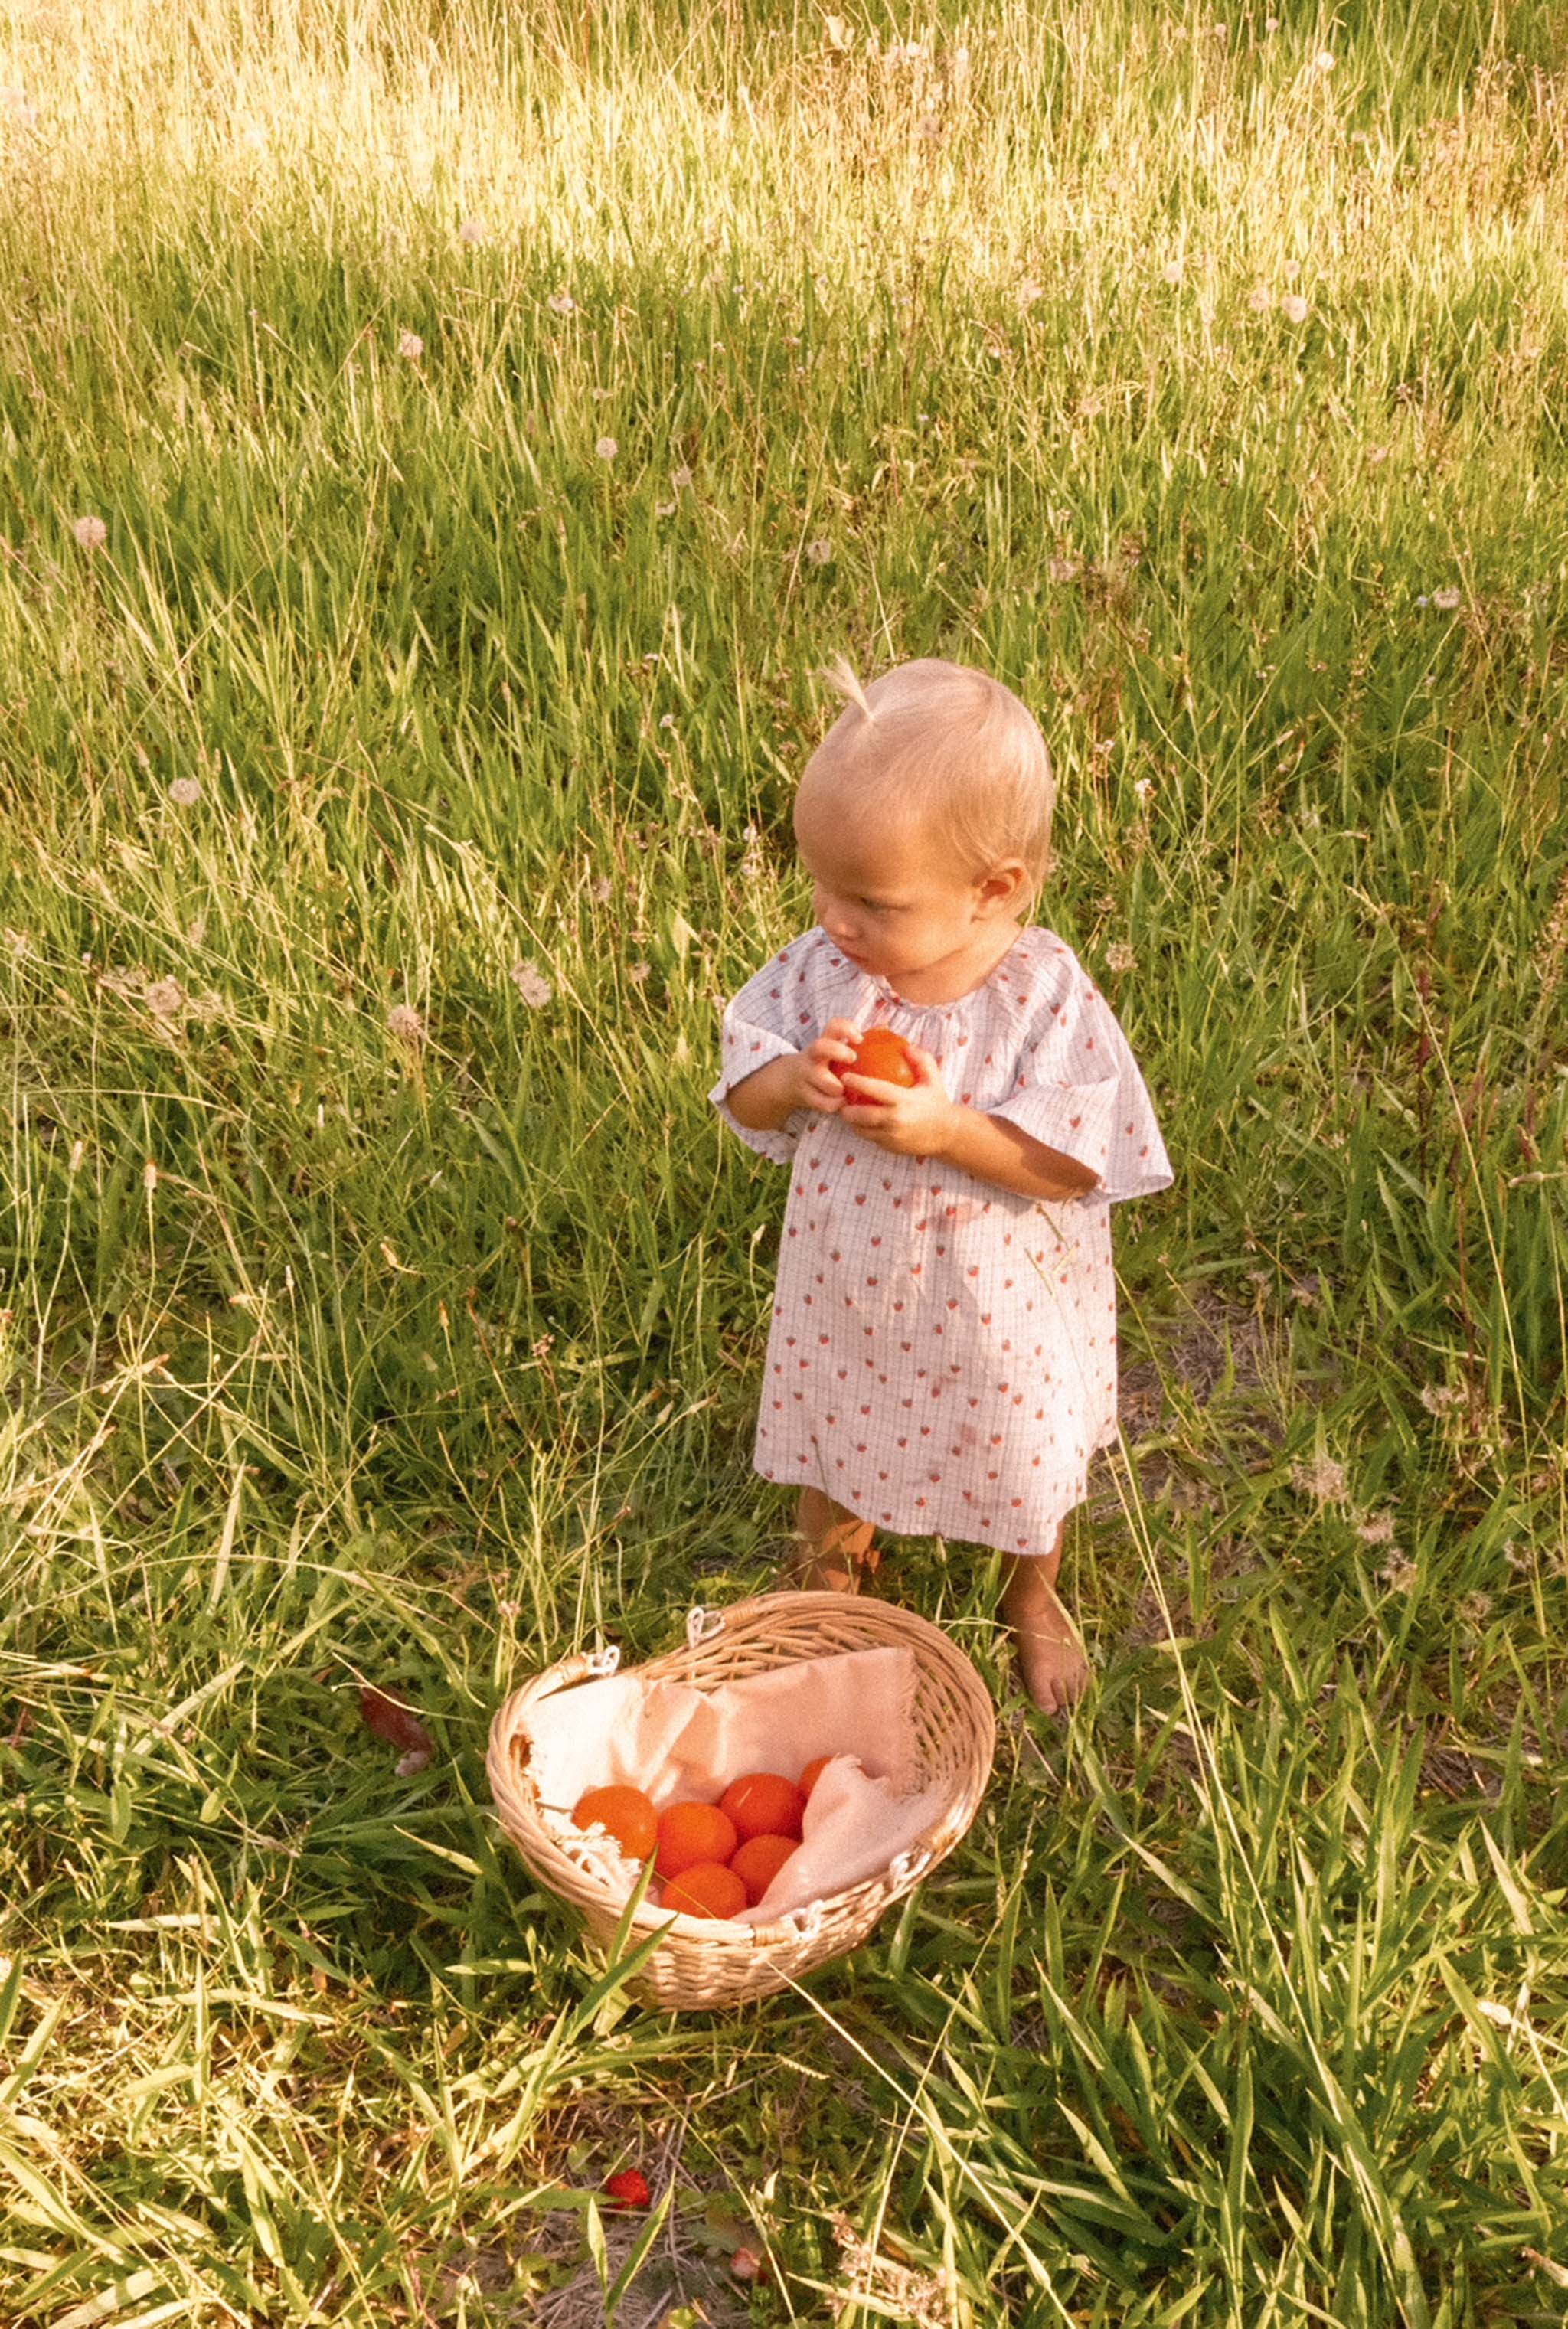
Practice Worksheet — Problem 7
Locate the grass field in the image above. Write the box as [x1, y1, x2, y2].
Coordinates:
[4, 0, 1568, 2319]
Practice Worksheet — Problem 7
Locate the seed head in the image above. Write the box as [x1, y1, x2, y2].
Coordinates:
[168, 776, 202, 807]
[1281, 295, 1309, 324]
[387, 1003, 424, 1044]
[145, 977, 185, 1018]
[73, 514, 108, 550]
[398, 329, 424, 361]
[596, 436, 618, 461]
[510, 961, 553, 1007]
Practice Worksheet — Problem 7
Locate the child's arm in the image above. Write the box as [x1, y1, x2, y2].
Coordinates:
[840, 1050, 1100, 1201]
[724, 1019, 860, 1133]
[933, 1108, 1099, 1202]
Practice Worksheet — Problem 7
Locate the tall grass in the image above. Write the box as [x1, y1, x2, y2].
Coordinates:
[3, 0, 1568, 2320]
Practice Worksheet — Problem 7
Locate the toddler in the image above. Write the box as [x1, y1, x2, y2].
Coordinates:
[708, 657, 1171, 1713]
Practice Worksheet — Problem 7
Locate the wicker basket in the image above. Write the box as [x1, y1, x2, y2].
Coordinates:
[486, 1590, 996, 2009]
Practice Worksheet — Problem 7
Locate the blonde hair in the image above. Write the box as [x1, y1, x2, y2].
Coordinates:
[805, 655, 1055, 887]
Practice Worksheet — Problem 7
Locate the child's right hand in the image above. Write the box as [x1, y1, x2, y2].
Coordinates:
[792, 1018, 861, 1113]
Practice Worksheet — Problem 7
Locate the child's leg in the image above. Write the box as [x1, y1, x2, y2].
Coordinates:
[1001, 1528, 1090, 1717]
[788, 1488, 880, 1592]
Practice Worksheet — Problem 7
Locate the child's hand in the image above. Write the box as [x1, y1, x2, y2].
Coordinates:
[792, 1018, 861, 1114]
[839, 1043, 959, 1158]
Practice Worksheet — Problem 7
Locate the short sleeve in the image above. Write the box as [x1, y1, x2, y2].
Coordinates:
[991, 970, 1171, 1205]
[708, 949, 810, 1164]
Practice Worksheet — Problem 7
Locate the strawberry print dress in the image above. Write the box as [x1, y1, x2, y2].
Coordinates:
[710, 924, 1171, 1553]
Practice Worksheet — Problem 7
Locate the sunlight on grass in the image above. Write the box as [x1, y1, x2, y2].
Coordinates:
[3, 0, 1568, 2321]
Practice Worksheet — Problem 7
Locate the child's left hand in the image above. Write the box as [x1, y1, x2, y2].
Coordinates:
[839, 1044, 959, 1158]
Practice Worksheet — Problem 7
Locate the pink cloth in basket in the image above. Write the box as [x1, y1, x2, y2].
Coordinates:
[527, 1645, 949, 1923]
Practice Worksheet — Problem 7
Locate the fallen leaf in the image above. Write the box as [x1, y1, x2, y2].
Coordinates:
[360, 1687, 434, 1762]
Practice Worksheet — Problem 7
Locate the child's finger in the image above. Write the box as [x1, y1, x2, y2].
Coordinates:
[903, 1044, 943, 1084]
[841, 1073, 901, 1102]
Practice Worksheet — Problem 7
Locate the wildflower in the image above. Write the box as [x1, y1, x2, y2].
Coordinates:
[671, 465, 693, 488]
[1459, 1590, 1493, 1627]
[1432, 586, 1462, 612]
[168, 776, 202, 807]
[655, 500, 677, 518]
[458, 218, 483, 245]
[806, 538, 833, 566]
[143, 1161, 159, 1194]
[1314, 48, 1336, 71]
[1282, 295, 1309, 324]
[1380, 1555, 1419, 1594]
[532, 1334, 555, 1359]
[596, 436, 618, 461]
[917, 114, 943, 141]
[1419, 1383, 1463, 1414]
[1133, 776, 1155, 805]
[1105, 942, 1136, 973]
[1047, 557, 1081, 583]
[145, 977, 185, 1018]
[1264, 15, 1279, 28]
[1018, 278, 1046, 307]
[547, 289, 575, 314]
[1246, 287, 1273, 312]
[72, 515, 108, 550]
[591, 877, 613, 903]
[1291, 1452, 1348, 1502]
[1161, 260, 1184, 285]
[398, 329, 424, 361]
[510, 961, 553, 1007]
[1357, 1512, 1396, 1545]
[658, 713, 675, 730]
[386, 1003, 425, 1044]
[629, 961, 651, 983]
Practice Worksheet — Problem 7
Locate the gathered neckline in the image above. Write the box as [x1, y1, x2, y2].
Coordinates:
[844, 927, 1035, 1018]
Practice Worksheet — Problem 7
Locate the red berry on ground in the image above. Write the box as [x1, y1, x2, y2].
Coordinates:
[604, 2170, 651, 2210]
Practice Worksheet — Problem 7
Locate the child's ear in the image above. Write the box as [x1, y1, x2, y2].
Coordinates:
[977, 857, 1032, 912]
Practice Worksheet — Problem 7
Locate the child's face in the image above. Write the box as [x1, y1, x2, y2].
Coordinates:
[793, 783, 1022, 983]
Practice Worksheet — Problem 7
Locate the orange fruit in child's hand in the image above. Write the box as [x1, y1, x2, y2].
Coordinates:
[846, 1026, 917, 1090]
[731, 1832, 799, 1907]
[655, 1800, 739, 1877]
[572, 1785, 657, 1860]
[662, 1861, 746, 1919]
[799, 1756, 831, 1800]
[720, 1772, 806, 1844]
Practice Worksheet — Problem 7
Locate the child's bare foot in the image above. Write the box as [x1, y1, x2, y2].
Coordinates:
[787, 1490, 880, 1595]
[1002, 1560, 1089, 1717]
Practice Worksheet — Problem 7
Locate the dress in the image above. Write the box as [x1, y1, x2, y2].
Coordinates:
[709, 924, 1172, 1554]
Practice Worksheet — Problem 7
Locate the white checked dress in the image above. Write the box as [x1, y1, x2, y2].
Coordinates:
[710, 924, 1172, 1553]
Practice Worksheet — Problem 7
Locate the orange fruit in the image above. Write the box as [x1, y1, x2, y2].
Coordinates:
[720, 1772, 806, 1844]
[655, 1800, 739, 1878]
[662, 1861, 746, 1919]
[572, 1784, 657, 1861]
[845, 1026, 917, 1090]
[731, 1833, 799, 1906]
[799, 1756, 831, 1799]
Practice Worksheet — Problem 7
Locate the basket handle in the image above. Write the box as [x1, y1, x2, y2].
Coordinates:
[888, 1846, 931, 1886]
[685, 1605, 726, 1648]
